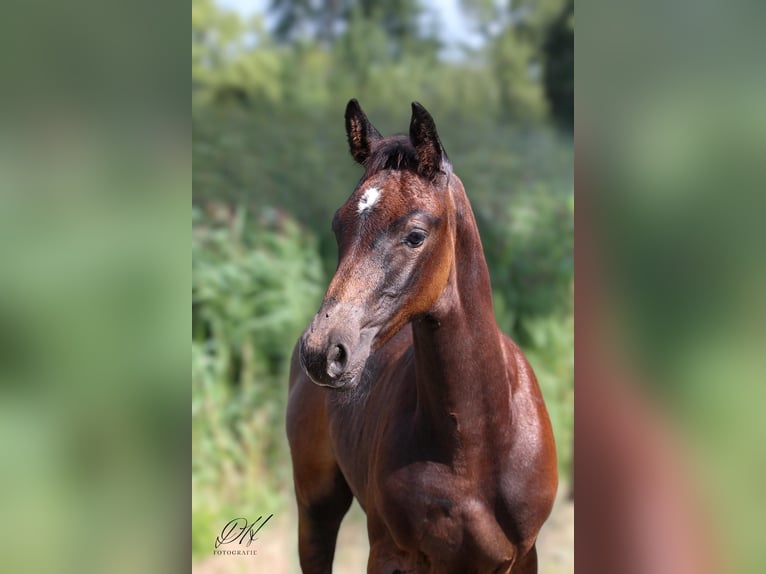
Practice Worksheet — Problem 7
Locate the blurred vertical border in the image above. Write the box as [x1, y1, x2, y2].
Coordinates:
[578, 0, 766, 572]
[0, 1, 188, 573]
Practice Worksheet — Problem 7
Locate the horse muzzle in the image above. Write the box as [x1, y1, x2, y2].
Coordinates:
[298, 302, 375, 389]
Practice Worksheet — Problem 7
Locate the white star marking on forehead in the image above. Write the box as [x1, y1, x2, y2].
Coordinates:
[357, 186, 381, 215]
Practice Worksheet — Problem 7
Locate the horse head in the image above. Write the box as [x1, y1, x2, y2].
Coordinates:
[299, 100, 456, 389]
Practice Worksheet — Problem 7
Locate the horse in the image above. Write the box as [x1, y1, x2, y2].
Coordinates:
[286, 100, 558, 573]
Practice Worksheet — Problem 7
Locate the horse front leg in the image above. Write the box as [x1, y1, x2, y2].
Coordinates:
[366, 521, 421, 574]
[295, 468, 353, 574]
[510, 544, 537, 574]
[287, 357, 354, 573]
[367, 541, 417, 574]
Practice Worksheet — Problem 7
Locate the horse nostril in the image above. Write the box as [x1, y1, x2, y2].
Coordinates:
[326, 343, 348, 379]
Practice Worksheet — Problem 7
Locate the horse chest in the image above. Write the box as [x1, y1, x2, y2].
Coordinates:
[377, 461, 517, 570]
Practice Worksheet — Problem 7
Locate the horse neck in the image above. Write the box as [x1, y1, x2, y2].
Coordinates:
[411, 176, 512, 458]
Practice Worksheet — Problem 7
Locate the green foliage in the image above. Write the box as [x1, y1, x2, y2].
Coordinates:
[193, 206, 323, 360]
[482, 180, 574, 339]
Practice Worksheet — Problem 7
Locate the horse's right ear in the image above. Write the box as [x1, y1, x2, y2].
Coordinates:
[345, 99, 382, 165]
[409, 101, 450, 180]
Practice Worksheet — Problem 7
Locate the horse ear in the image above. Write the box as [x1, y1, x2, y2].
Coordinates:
[345, 99, 382, 165]
[409, 101, 450, 180]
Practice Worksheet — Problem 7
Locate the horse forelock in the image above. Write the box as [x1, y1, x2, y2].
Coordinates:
[363, 135, 419, 177]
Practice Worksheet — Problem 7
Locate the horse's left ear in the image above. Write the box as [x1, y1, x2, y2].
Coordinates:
[409, 102, 451, 180]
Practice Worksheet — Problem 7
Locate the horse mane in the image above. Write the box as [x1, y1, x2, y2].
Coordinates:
[363, 135, 419, 176]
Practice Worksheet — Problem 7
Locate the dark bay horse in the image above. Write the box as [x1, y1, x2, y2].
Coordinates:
[287, 100, 558, 573]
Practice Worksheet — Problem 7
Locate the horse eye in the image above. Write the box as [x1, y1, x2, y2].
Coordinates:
[404, 229, 427, 248]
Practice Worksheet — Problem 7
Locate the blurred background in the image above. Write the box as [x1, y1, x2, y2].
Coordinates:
[191, 0, 574, 571]
[576, 1, 766, 572]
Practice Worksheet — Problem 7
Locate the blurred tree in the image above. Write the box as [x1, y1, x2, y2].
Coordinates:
[360, 0, 425, 59]
[510, 0, 568, 47]
[491, 26, 546, 121]
[460, 0, 567, 122]
[270, 0, 331, 44]
[543, 0, 574, 131]
[193, 0, 283, 107]
[459, 0, 505, 40]
[333, 5, 391, 92]
[193, 0, 245, 86]
[270, 0, 431, 59]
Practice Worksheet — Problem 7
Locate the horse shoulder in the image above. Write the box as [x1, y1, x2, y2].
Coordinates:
[497, 334, 559, 546]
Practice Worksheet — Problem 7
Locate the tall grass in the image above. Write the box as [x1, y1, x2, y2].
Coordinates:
[192, 204, 324, 557]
